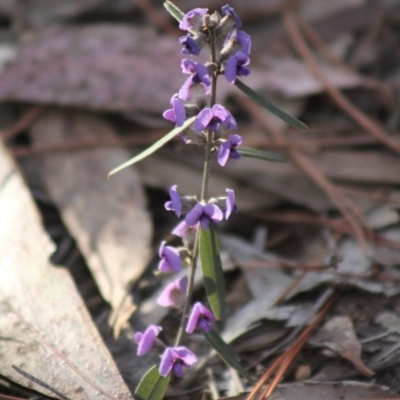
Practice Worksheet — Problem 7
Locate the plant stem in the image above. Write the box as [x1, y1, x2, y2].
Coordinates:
[174, 29, 219, 347]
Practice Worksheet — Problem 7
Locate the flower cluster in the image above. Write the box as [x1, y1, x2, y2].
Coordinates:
[135, 4, 248, 379]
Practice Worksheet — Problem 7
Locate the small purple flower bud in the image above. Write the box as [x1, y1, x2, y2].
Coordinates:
[221, 5, 242, 28]
[163, 94, 186, 127]
[157, 276, 188, 308]
[225, 188, 237, 219]
[179, 60, 211, 100]
[165, 185, 182, 217]
[194, 104, 237, 133]
[185, 202, 223, 230]
[186, 302, 216, 334]
[159, 346, 197, 377]
[217, 134, 243, 166]
[158, 241, 183, 273]
[179, 34, 201, 56]
[179, 8, 208, 31]
[134, 325, 162, 356]
[225, 51, 250, 83]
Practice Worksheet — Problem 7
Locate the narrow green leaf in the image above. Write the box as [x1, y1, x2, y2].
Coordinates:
[238, 146, 286, 163]
[234, 79, 308, 131]
[205, 330, 254, 382]
[135, 365, 171, 400]
[199, 224, 226, 320]
[163, 1, 184, 22]
[108, 116, 196, 177]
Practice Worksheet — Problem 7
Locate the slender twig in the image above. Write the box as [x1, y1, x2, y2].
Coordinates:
[0, 106, 45, 142]
[12, 365, 72, 400]
[283, 6, 400, 156]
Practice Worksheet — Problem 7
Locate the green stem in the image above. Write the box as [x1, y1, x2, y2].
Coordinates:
[174, 28, 219, 347]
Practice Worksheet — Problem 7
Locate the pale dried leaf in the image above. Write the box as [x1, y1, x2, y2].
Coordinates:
[0, 141, 133, 399]
[310, 316, 374, 376]
[0, 26, 182, 114]
[28, 109, 152, 330]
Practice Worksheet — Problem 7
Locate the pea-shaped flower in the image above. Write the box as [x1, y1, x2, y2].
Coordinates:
[159, 346, 197, 377]
[163, 94, 186, 127]
[134, 325, 162, 356]
[185, 202, 223, 230]
[217, 134, 243, 166]
[157, 276, 188, 309]
[179, 8, 208, 31]
[186, 302, 216, 334]
[194, 104, 237, 133]
[158, 241, 183, 273]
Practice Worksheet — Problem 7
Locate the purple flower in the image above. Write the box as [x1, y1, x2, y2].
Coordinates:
[186, 302, 216, 334]
[225, 188, 237, 219]
[194, 104, 237, 133]
[134, 325, 162, 356]
[217, 134, 243, 166]
[163, 94, 186, 127]
[179, 8, 208, 31]
[157, 276, 188, 308]
[225, 51, 250, 83]
[165, 185, 182, 217]
[185, 202, 223, 230]
[179, 34, 201, 56]
[221, 5, 242, 28]
[158, 241, 183, 273]
[179, 59, 211, 100]
[159, 346, 197, 377]
[225, 30, 252, 56]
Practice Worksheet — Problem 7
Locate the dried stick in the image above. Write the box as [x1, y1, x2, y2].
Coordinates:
[283, 7, 400, 155]
[0, 106, 45, 142]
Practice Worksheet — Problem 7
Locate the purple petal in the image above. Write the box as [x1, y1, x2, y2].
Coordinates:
[225, 55, 239, 84]
[158, 259, 174, 273]
[194, 63, 211, 87]
[172, 97, 186, 127]
[194, 108, 213, 132]
[135, 325, 162, 356]
[174, 346, 197, 366]
[165, 185, 182, 217]
[179, 8, 208, 31]
[186, 302, 216, 334]
[157, 276, 188, 308]
[204, 203, 223, 223]
[181, 59, 196, 74]
[159, 346, 197, 377]
[221, 5, 242, 28]
[229, 134, 243, 146]
[163, 245, 183, 272]
[178, 76, 194, 101]
[185, 203, 204, 226]
[159, 348, 175, 377]
[236, 30, 252, 55]
[179, 34, 200, 56]
[172, 221, 190, 237]
[211, 104, 229, 121]
[217, 142, 231, 166]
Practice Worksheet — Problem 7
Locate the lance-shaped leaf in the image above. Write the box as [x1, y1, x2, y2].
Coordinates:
[205, 330, 254, 382]
[135, 365, 171, 400]
[234, 79, 308, 131]
[164, 1, 185, 22]
[238, 146, 286, 163]
[199, 224, 226, 320]
[108, 116, 196, 177]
